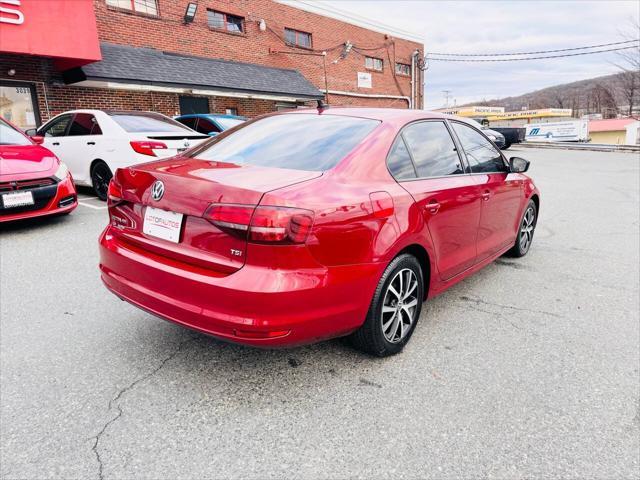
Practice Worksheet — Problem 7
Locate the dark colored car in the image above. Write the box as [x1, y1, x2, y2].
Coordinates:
[100, 108, 540, 356]
[0, 117, 77, 222]
[174, 114, 247, 136]
[491, 127, 526, 149]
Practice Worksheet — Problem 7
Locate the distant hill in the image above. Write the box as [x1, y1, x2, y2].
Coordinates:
[461, 71, 639, 118]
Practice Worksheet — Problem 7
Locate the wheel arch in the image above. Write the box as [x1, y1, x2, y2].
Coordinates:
[395, 243, 431, 300]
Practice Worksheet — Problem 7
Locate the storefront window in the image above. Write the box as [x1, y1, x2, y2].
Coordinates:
[0, 83, 39, 131]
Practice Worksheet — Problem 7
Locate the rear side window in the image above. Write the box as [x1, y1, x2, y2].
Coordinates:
[451, 122, 508, 173]
[196, 119, 221, 134]
[68, 113, 102, 136]
[177, 117, 198, 130]
[110, 113, 192, 133]
[387, 137, 416, 180]
[401, 121, 463, 177]
[189, 114, 380, 171]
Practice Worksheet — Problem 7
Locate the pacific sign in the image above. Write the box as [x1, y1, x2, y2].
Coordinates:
[0, 0, 101, 69]
[0, 0, 23, 25]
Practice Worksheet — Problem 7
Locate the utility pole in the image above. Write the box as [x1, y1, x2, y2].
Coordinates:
[442, 90, 452, 108]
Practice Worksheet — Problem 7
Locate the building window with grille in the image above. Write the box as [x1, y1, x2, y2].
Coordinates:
[207, 10, 244, 33]
[106, 0, 158, 16]
[284, 28, 312, 48]
[365, 56, 383, 72]
[395, 63, 411, 76]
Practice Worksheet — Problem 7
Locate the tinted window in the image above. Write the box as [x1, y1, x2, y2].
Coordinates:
[196, 119, 220, 134]
[401, 121, 462, 177]
[109, 113, 192, 133]
[452, 122, 508, 173]
[189, 114, 380, 171]
[68, 113, 101, 136]
[0, 118, 30, 146]
[40, 115, 72, 137]
[387, 137, 416, 180]
[177, 117, 198, 130]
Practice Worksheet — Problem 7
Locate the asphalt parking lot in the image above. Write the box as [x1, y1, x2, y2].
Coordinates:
[1, 147, 638, 479]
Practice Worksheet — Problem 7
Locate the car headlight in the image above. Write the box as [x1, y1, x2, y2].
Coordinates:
[53, 162, 69, 181]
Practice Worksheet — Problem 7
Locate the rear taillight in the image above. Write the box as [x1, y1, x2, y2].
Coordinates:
[130, 140, 167, 157]
[107, 179, 123, 205]
[205, 204, 314, 244]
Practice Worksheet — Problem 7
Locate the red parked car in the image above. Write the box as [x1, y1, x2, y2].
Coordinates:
[99, 108, 540, 356]
[0, 118, 77, 222]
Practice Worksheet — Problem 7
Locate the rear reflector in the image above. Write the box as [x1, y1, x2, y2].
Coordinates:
[130, 140, 168, 157]
[205, 203, 314, 244]
[233, 329, 291, 339]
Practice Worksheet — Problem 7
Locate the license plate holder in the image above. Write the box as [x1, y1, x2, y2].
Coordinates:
[143, 206, 184, 243]
[2, 191, 34, 208]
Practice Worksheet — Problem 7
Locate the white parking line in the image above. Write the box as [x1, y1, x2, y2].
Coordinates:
[78, 201, 108, 210]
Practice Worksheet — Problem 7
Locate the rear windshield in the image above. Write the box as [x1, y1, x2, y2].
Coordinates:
[188, 114, 380, 171]
[109, 112, 193, 133]
[0, 119, 31, 146]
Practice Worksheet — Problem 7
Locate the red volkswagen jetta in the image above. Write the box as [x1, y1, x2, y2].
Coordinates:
[99, 108, 539, 356]
[0, 117, 77, 222]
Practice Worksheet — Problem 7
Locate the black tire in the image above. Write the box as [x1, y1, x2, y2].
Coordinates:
[350, 254, 424, 357]
[91, 161, 112, 201]
[506, 199, 537, 257]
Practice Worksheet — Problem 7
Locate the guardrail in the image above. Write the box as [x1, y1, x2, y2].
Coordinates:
[514, 142, 640, 153]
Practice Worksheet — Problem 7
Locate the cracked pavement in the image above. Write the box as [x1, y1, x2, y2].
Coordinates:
[1, 148, 639, 479]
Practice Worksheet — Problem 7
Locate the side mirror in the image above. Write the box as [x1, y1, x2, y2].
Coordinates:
[509, 156, 530, 173]
[25, 128, 37, 137]
[31, 135, 45, 145]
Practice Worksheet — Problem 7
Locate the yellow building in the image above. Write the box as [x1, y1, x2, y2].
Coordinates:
[588, 119, 640, 145]
[435, 106, 573, 122]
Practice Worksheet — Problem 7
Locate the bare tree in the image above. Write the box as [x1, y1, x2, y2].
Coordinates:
[615, 19, 640, 117]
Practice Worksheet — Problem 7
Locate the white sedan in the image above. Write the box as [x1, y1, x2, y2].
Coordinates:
[26, 110, 210, 200]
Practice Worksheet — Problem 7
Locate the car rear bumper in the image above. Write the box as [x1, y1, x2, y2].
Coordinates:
[99, 226, 382, 347]
[0, 175, 77, 223]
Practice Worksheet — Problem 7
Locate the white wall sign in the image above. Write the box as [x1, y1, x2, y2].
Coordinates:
[357, 72, 372, 89]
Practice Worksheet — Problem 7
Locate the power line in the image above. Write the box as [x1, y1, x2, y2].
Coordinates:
[427, 39, 639, 57]
[427, 45, 638, 62]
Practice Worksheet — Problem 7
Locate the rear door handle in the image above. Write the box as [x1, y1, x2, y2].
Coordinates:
[87, 141, 95, 145]
[52, 142, 60, 146]
[425, 201, 441, 214]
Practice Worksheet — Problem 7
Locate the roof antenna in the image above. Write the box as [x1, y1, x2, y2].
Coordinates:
[317, 99, 329, 110]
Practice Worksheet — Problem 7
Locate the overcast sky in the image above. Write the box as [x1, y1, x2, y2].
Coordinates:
[284, 1, 640, 109]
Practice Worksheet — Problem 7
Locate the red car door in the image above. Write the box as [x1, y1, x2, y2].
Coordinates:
[388, 120, 482, 280]
[450, 121, 523, 260]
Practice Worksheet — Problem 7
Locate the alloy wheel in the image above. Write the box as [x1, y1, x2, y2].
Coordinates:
[519, 205, 536, 252]
[381, 268, 419, 343]
[92, 164, 111, 200]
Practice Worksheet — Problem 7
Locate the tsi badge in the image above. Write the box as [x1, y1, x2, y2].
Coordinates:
[151, 180, 165, 201]
[230, 249, 243, 257]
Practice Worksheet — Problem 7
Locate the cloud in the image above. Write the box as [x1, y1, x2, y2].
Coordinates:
[286, 0, 640, 108]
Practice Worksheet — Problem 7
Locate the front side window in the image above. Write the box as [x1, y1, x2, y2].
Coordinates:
[207, 10, 244, 33]
[68, 113, 102, 136]
[451, 122, 508, 173]
[189, 114, 380, 172]
[40, 115, 72, 137]
[109, 112, 192, 133]
[106, 0, 158, 15]
[284, 28, 312, 48]
[177, 117, 198, 130]
[0, 118, 30, 146]
[365, 57, 384, 71]
[401, 121, 463, 178]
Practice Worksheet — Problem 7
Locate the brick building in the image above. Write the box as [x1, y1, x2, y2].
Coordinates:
[0, 0, 424, 130]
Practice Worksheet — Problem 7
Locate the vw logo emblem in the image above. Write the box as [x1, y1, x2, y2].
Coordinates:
[151, 180, 165, 201]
